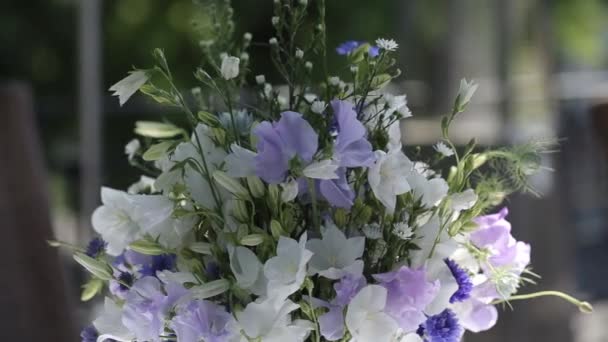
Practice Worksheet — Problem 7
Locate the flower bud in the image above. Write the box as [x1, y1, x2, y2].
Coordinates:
[233, 200, 250, 223]
[240, 234, 265, 246]
[247, 176, 266, 198]
[255, 75, 266, 85]
[129, 240, 167, 256]
[295, 48, 304, 59]
[220, 56, 240, 80]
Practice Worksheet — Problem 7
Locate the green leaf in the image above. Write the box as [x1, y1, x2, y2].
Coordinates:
[189, 242, 212, 255]
[142, 141, 176, 161]
[81, 278, 104, 302]
[348, 43, 371, 64]
[240, 234, 265, 247]
[213, 171, 250, 199]
[190, 279, 231, 299]
[370, 74, 392, 90]
[135, 121, 184, 138]
[129, 240, 167, 255]
[197, 111, 221, 127]
[73, 253, 113, 281]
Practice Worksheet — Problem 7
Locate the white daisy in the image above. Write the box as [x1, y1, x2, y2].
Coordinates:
[376, 38, 399, 51]
[434, 141, 454, 157]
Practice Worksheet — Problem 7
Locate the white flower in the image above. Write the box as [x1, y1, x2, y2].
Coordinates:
[450, 189, 478, 212]
[244, 32, 253, 41]
[400, 334, 423, 342]
[387, 120, 403, 151]
[109, 70, 149, 106]
[346, 285, 399, 342]
[306, 223, 365, 279]
[457, 78, 478, 109]
[130, 194, 196, 249]
[127, 175, 156, 194]
[383, 94, 412, 118]
[409, 216, 458, 276]
[302, 159, 339, 180]
[156, 124, 227, 208]
[362, 223, 383, 240]
[393, 222, 413, 240]
[281, 179, 299, 203]
[264, 233, 313, 298]
[229, 246, 267, 296]
[328, 76, 340, 86]
[240, 52, 250, 61]
[256, 74, 266, 85]
[350, 65, 359, 74]
[299, 0, 308, 5]
[368, 149, 413, 214]
[305, 61, 313, 70]
[92, 187, 142, 256]
[424, 261, 459, 316]
[434, 141, 454, 157]
[237, 296, 313, 342]
[375, 38, 399, 51]
[221, 56, 240, 80]
[93, 298, 134, 342]
[295, 48, 304, 59]
[124, 138, 140, 160]
[407, 173, 449, 208]
[264, 83, 273, 97]
[271, 16, 280, 26]
[225, 144, 257, 178]
[311, 100, 326, 114]
[269, 37, 278, 45]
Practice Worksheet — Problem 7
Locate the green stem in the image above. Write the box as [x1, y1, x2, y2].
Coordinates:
[308, 179, 320, 231]
[492, 291, 593, 314]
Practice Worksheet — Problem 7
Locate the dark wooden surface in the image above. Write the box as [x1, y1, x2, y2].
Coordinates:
[0, 82, 76, 340]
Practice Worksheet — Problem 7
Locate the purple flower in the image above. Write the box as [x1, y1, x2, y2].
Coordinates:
[333, 273, 367, 307]
[470, 207, 530, 273]
[85, 237, 107, 258]
[336, 41, 380, 57]
[254, 111, 319, 183]
[109, 271, 134, 299]
[316, 100, 375, 208]
[171, 300, 239, 342]
[373, 266, 439, 331]
[419, 309, 463, 342]
[445, 259, 473, 303]
[80, 325, 98, 342]
[122, 277, 187, 342]
[311, 274, 367, 341]
[140, 254, 177, 277]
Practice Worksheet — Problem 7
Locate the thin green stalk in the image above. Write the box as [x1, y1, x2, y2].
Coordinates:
[492, 290, 593, 314]
[308, 179, 320, 231]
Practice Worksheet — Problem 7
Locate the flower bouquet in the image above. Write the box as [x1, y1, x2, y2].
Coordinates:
[57, 1, 592, 341]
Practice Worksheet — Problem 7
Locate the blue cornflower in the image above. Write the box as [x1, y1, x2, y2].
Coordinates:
[419, 309, 463, 342]
[85, 238, 107, 258]
[336, 41, 380, 57]
[117, 271, 134, 291]
[80, 325, 98, 342]
[140, 254, 176, 277]
[445, 258, 473, 303]
[336, 40, 361, 55]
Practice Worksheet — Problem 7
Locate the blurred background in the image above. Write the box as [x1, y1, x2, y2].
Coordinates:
[2, 0, 608, 341]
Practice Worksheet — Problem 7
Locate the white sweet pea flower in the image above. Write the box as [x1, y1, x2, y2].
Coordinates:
[225, 144, 257, 178]
[221, 56, 240, 80]
[346, 285, 399, 342]
[264, 233, 313, 298]
[434, 141, 454, 157]
[306, 223, 365, 279]
[124, 138, 140, 160]
[368, 149, 413, 214]
[281, 179, 299, 203]
[457, 78, 478, 109]
[93, 298, 135, 342]
[237, 296, 313, 342]
[92, 187, 142, 256]
[302, 159, 339, 180]
[109, 70, 149, 106]
[229, 246, 267, 296]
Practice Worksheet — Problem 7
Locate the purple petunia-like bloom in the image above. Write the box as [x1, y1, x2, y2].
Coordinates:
[122, 276, 188, 342]
[317, 100, 375, 208]
[254, 111, 319, 184]
[470, 207, 530, 273]
[336, 41, 380, 57]
[171, 300, 240, 342]
[373, 266, 440, 332]
[419, 309, 463, 342]
[445, 259, 473, 303]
